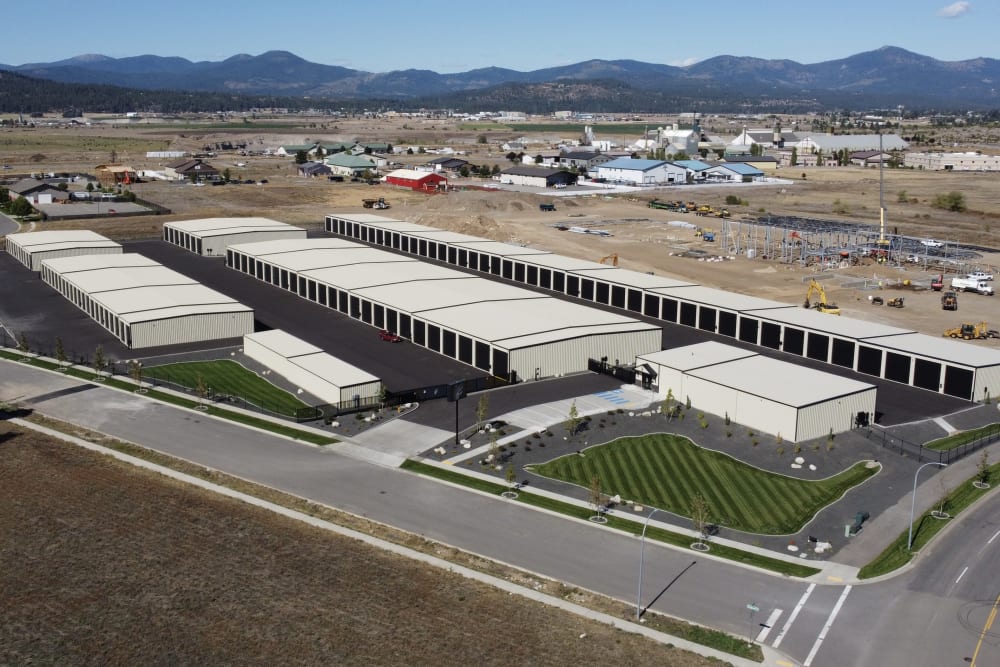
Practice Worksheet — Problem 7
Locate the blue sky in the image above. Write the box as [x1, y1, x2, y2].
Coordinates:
[5, 1, 992, 72]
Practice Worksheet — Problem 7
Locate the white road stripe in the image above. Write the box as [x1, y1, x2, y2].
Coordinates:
[988, 529, 1000, 545]
[803, 585, 853, 667]
[956, 566, 969, 583]
[772, 583, 815, 649]
[756, 608, 783, 643]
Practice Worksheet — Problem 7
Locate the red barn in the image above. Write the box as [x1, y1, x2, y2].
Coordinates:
[384, 169, 448, 192]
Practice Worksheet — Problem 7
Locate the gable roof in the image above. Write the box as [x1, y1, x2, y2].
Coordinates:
[709, 163, 764, 175]
[500, 166, 564, 177]
[8, 178, 59, 194]
[325, 153, 377, 168]
[672, 159, 712, 171]
[599, 158, 669, 172]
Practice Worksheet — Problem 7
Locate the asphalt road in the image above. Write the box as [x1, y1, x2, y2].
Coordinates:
[4, 360, 999, 666]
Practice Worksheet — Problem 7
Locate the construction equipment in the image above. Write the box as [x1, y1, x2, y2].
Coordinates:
[362, 197, 390, 209]
[943, 322, 1000, 340]
[931, 275, 944, 291]
[941, 291, 959, 311]
[695, 205, 713, 216]
[804, 279, 841, 315]
[598, 253, 619, 267]
[952, 276, 994, 295]
[887, 297, 904, 308]
[716, 208, 731, 218]
[539, 203, 556, 212]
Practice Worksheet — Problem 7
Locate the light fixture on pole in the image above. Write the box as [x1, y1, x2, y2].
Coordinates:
[908, 461, 948, 550]
[636, 507, 662, 620]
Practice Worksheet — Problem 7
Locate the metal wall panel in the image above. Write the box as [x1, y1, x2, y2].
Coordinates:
[131, 311, 253, 349]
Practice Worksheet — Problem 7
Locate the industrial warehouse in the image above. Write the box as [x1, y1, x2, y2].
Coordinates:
[325, 213, 1000, 401]
[162, 217, 307, 256]
[225, 237, 661, 382]
[6, 229, 123, 271]
[40, 253, 254, 349]
[638, 342, 877, 442]
[243, 329, 382, 407]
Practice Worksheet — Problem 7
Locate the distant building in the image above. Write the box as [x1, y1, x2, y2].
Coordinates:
[95, 163, 138, 187]
[7, 178, 68, 204]
[325, 153, 378, 177]
[905, 151, 1000, 171]
[497, 166, 574, 188]
[427, 156, 470, 173]
[594, 158, 686, 185]
[704, 163, 765, 183]
[384, 169, 448, 192]
[164, 158, 219, 181]
[297, 161, 332, 177]
[556, 151, 613, 171]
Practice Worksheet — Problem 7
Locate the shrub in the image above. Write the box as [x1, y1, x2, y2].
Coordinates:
[751, 438, 759, 447]
[776, 445, 785, 456]
[726, 430, 732, 438]
[725, 194, 740, 205]
[724, 412, 730, 426]
[931, 191, 966, 212]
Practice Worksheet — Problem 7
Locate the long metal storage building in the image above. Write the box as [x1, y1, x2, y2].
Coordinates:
[243, 329, 382, 407]
[324, 212, 995, 401]
[6, 230, 123, 271]
[226, 237, 661, 382]
[163, 217, 307, 256]
[41, 253, 254, 348]
[638, 342, 878, 442]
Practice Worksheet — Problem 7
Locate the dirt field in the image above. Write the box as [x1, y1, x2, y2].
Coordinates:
[6, 116, 1000, 342]
[0, 423, 725, 667]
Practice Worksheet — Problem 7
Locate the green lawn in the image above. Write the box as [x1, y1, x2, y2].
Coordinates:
[527, 434, 880, 535]
[925, 423, 1000, 451]
[144, 360, 309, 416]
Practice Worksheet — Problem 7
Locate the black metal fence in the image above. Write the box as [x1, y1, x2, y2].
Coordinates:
[386, 375, 508, 407]
[588, 357, 637, 384]
[864, 423, 1000, 464]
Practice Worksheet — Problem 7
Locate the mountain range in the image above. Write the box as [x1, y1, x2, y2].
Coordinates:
[2, 46, 999, 111]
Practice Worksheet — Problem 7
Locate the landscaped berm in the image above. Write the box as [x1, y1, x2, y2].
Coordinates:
[527, 434, 880, 535]
[145, 359, 310, 416]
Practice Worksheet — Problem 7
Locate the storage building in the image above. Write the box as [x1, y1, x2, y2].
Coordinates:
[226, 238, 660, 382]
[41, 253, 254, 349]
[324, 212, 993, 402]
[163, 217, 306, 256]
[243, 329, 382, 407]
[6, 230, 123, 271]
[638, 342, 877, 442]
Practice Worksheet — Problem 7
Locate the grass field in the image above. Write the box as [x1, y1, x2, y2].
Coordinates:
[145, 359, 309, 416]
[925, 423, 1000, 451]
[527, 434, 880, 535]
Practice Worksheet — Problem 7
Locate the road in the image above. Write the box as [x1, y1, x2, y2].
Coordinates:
[0, 211, 18, 237]
[3, 359, 999, 666]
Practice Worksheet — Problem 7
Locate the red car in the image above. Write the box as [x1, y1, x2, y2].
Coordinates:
[378, 329, 402, 343]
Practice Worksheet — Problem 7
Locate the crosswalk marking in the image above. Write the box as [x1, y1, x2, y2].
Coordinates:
[803, 585, 853, 666]
[756, 608, 783, 643]
[772, 583, 815, 649]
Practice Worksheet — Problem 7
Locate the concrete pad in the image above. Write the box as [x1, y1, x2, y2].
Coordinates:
[350, 418, 453, 458]
[500, 385, 657, 432]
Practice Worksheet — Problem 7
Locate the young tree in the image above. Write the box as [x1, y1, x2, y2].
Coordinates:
[564, 400, 581, 442]
[92, 344, 106, 377]
[690, 493, 712, 548]
[662, 388, 675, 421]
[589, 474, 605, 517]
[16, 332, 29, 354]
[128, 360, 144, 388]
[977, 450, 990, 486]
[790, 147, 798, 166]
[488, 429, 500, 464]
[476, 393, 489, 431]
[195, 372, 209, 406]
[505, 463, 517, 494]
[54, 336, 67, 369]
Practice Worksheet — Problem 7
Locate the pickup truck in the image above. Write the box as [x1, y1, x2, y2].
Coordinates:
[951, 277, 995, 295]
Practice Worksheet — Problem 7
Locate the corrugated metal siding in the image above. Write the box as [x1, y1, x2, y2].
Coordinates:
[199, 231, 305, 257]
[29, 247, 123, 271]
[341, 380, 382, 404]
[734, 393, 795, 442]
[131, 312, 253, 349]
[795, 388, 876, 442]
[975, 366, 1000, 403]
[508, 329, 660, 380]
[681, 375, 741, 429]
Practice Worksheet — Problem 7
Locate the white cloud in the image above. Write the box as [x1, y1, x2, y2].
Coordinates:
[669, 57, 700, 67]
[937, 1, 971, 18]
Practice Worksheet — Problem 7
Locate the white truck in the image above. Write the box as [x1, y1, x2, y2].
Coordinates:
[951, 277, 995, 295]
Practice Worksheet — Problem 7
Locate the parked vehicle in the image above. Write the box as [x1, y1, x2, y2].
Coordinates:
[920, 239, 944, 248]
[951, 277, 994, 296]
[967, 271, 994, 281]
[378, 329, 402, 343]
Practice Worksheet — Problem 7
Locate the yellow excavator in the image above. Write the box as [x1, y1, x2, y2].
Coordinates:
[804, 279, 841, 315]
[599, 253, 619, 267]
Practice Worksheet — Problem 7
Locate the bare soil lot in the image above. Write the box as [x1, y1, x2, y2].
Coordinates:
[0, 424, 719, 667]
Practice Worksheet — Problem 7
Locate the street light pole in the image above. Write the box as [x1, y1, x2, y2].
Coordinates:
[636, 507, 662, 620]
[908, 461, 948, 550]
